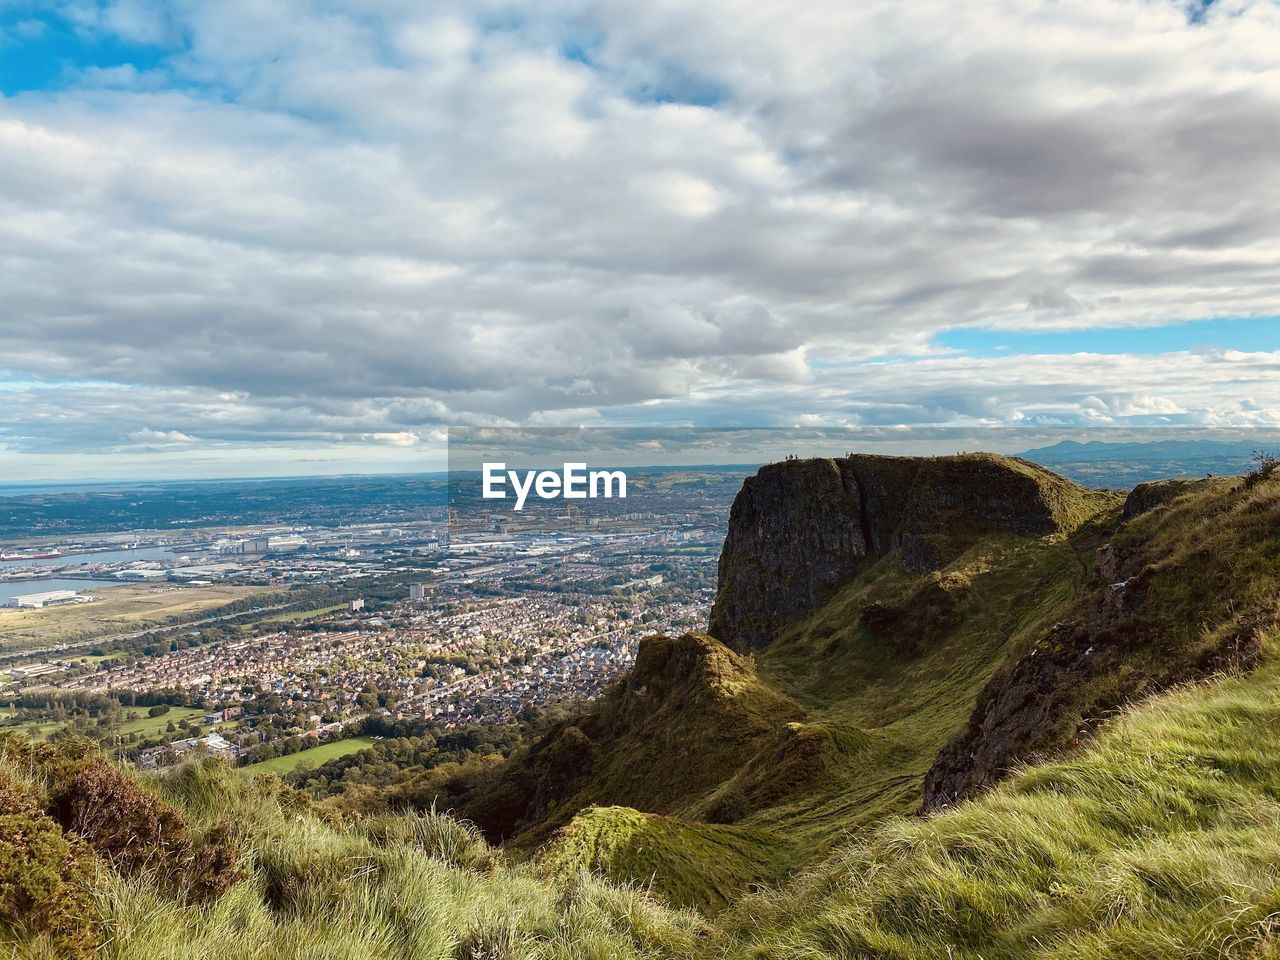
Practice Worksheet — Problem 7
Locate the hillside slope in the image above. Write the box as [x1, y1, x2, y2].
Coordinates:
[722, 639, 1280, 959]
[5, 461, 1280, 958]
[0, 735, 708, 960]
[7, 627, 1280, 958]
[925, 472, 1278, 805]
[426, 455, 1279, 912]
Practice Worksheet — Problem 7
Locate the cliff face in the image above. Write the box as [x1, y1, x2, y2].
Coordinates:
[923, 474, 1277, 808]
[706, 459, 869, 654]
[709, 453, 1103, 650]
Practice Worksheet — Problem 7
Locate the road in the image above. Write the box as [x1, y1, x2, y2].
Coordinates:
[1, 600, 296, 664]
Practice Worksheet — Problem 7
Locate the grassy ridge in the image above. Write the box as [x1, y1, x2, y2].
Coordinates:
[722, 639, 1280, 959]
[7, 645, 1280, 958]
[545, 806, 781, 913]
[746, 527, 1099, 853]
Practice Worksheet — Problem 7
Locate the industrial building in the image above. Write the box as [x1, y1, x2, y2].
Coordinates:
[5, 589, 80, 608]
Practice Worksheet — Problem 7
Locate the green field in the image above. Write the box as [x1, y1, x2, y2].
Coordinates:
[0, 718, 63, 739]
[113, 706, 207, 738]
[0, 583, 276, 654]
[0, 705, 210, 743]
[242, 603, 345, 631]
[248, 735, 378, 773]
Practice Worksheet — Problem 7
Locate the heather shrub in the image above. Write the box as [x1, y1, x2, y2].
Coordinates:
[48, 760, 244, 903]
[0, 774, 99, 959]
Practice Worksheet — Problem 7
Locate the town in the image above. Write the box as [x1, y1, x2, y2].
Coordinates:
[0, 468, 740, 773]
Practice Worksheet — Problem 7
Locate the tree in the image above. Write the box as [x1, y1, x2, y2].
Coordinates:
[1246, 448, 1279, 487]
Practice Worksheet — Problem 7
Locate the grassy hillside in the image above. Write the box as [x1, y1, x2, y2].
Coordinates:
[414, 632, 803, 854]
[413, 461, 1279, 911]
[722, 636, 1280, 959]
[7, 641, 1280, 958]
[544, 806, 781, 914]
[0, 736, 709, 960]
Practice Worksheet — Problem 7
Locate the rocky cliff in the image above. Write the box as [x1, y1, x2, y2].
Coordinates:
[923, 473, 1276, 807]
[709, 453, 1107, 650]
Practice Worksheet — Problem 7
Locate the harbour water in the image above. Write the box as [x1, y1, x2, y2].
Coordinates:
[0, 545, 209, 573]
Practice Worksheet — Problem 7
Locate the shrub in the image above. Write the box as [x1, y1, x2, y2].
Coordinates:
[0, 775, 99, 959]
[48, 761, 244, 903]
[1245, 449, 1279, 488]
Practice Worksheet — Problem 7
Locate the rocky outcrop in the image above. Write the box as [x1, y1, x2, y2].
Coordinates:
[923, 473, 1276, 809]
[706, 459, 868, 653]
[923, 607, 1269, 809]
[709, 453, 1103, 650]
[459, 632, 803, 843]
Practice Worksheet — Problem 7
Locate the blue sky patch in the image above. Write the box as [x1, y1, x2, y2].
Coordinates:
[936, 316, 1280, 357]
[0, 11, 175, 95]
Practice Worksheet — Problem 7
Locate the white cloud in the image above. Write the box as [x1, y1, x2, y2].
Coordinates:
[127, 428, 197, 444]
[1, 0, 1279, 478]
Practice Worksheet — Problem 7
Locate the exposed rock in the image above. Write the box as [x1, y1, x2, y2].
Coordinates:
[1121, 477, 1211, 521]
[922, 620, 1118, 807]
[710, 453, 1104, 650]
[923, 475, 1276, 809]
[707, 459, 868, 652]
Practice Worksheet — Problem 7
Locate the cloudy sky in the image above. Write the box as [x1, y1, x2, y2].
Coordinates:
[1, 0, 1279, 480]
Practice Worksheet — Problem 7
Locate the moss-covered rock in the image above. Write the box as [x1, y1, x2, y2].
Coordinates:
[710, 453, 1114, 649]
[925, 473, 1280, 808]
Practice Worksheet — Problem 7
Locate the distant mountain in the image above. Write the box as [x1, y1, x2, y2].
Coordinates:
[1019, 438, 1265, 464]
[1017, 438, 1271, 486]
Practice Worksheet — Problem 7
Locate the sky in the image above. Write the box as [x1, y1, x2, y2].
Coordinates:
[1, 0, 1279, 481]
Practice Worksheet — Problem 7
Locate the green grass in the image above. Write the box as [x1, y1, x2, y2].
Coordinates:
[251, 604, 345, 626]
[0, 706, 209, 743]
[248, 736, 379, 774]
[112, 707, 206, 739]
[545, 806, 782, 914]
[0, 718, 63, 740]
[79, 651, 128, 664]
[0, 743, 711, 960]
[741, 527, 1103, 852]
[721, 639, 1280, 959]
